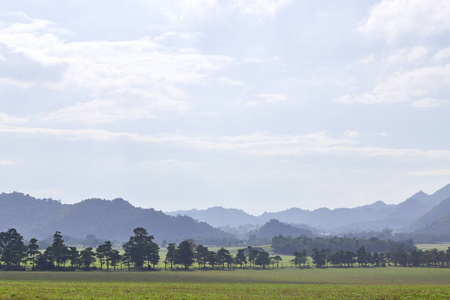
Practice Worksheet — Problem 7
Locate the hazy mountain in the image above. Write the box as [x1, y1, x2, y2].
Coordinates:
[250, 219, 314, 241]
[166, 183, 450, 233]
[409, 198, 450, 233]
[0, 192, 230, 242]
[166, 206, 260, 227]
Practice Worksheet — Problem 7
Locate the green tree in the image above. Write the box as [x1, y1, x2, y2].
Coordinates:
[293, 250, 307, 268]
[273, 255, 282, 268]
[176, 239, 195, 270]
[123, 227, 158, 270]
[356, 246, 369, 267]
[27, 238, 40, 269]
[311, 248, 326, 268]
[67, 246, 80, 268]
[195, 244, 209, 268]
[165, 243, 177, 270]
[217, 247, 232, 269]
[109, 249, 121, 271]
[80, 247, 96, 269]
[235, 249, 247, 268]
[47, 231, 69, 268]
[0, 228, 27, 269]
[207, 251, 217, 269]
[255, 251, 271, 269]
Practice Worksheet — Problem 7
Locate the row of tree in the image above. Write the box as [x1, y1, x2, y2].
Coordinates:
[271, 234, 415, 254]
[1, 228, 449, 271]
[0, 228, 277, 270]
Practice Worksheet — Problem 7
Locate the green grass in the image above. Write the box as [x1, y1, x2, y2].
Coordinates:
[415, 243, 450, 251]
[0, 268, 449, 299]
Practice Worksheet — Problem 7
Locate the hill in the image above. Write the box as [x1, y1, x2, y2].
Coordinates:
[0, 192, 230, 242]
[166, 183, 450, 234]
[250, 219, 314, 241]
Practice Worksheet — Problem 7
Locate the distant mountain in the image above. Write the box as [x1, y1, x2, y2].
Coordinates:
[166, 206, 259, 227]
[0, 192, 230, 242]
[250, 219, 314, 241]
[166, 183, 450, 234]
[409, 198, 450, 234]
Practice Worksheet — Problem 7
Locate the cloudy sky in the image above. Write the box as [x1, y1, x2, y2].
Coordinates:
[1, 0, 450, 215]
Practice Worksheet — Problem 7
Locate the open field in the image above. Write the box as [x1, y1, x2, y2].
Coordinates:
[416, 243, 450, 251]
[1, 268, 449, 299]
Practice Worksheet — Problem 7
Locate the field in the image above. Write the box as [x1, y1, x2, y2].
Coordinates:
[1, 267, 449, 299]
[415, 243, 450, 251]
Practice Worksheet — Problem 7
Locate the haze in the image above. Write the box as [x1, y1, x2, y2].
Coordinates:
[0, 0, 449, 215]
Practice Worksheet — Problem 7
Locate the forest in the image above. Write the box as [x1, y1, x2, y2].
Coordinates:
[1, 227, 449, 271]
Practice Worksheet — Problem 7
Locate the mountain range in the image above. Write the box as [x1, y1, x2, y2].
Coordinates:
[0, 192, 230, 242]
[167, 184, 450, 235]
[1, 183, 449, 244]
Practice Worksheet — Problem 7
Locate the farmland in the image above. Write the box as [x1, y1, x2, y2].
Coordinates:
[1, 267, 449, 299]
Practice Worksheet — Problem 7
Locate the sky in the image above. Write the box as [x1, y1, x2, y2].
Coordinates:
[1, 0, 450, 215]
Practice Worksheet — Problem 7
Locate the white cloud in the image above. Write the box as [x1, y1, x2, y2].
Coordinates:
[387, 46, 428, 65]
[146, 0, 290, 20]
[247, 93, 287, 106]
[343, 130, 361, 139]
[431, 47, 450, 63]
[0, 113, 27, 124]
[2, 124, 450, 161]
[406, 169, 450, 177]
[335, 63, 450, 104]
[411, 97, 449, 108]
[0, 14, 233, 124]
[0, 160, 13, 166]
[360, 0, 450, 40]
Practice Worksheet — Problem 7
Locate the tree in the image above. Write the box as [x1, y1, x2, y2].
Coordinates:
[67, 247, 80, 268]
[311, 248, 326, 268]
[80, 247, 96, 269]
[0, 228, 27, 269]
[109, 250, 121, 271]
[273, 255, 282, 268]
[217, 247, 232, 269]
[356, 246, 369, 267]
[176, 239, 195, 270]
[247, 246, 259, 267]
[166, 243, 177, 270]
[97, 241, 114, 271]
[27, 238, 40, 269]
[47, 231, 69, 267]
[207, 251, 217, 269]
[123, 228, 159, 270]
[235, 249, 247, 268]
[293, 250, 307, 268]
[195, 244, 209, 268]
[255, 251, 271, 269]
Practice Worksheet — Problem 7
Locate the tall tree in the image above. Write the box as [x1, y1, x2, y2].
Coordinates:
[255, 251, 271, 269]
[0, 228, 27, 269]
[80, 247, 96, 269]
[47, 231, 69, 267]
[123, 227, 158, 270]
[235, 249, 247, 268]
[27, 238, 40, 269]
[176, 239, 195, 270]
[195, 244, 209, 268]
[166, 243, 177, 270]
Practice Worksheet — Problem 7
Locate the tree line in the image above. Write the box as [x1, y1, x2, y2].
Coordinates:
[0, 228, 275, 271]
[1, 228, 449, 271]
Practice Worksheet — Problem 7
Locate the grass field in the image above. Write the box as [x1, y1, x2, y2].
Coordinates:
[415, 243, 450, 251]
[0, 267, 449, 299]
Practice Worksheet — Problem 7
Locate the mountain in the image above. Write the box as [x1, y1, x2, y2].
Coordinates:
[250, 219, 314, 241]
[0, 192, 230, 242]
[409, 198, 450, 233]
[166, 206, 259, 227]
[165, 183, 450, 234]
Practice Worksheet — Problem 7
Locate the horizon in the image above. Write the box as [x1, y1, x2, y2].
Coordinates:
[1, 1, 450, 215]
[4, 181, 448, 216]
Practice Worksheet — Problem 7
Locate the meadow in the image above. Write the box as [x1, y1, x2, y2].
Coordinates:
[1, 267, 449, 299]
